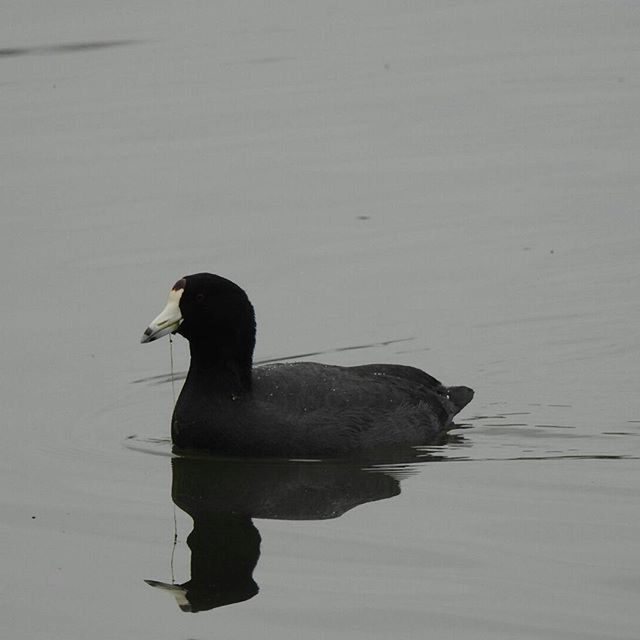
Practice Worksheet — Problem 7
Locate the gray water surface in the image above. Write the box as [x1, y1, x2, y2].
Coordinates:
[2, 1, 639, 638]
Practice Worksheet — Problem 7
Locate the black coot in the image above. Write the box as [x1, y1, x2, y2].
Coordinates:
[141, 273, 473, 457]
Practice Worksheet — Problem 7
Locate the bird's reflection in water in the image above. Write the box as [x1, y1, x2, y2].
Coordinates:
[146, 447, 441, 612]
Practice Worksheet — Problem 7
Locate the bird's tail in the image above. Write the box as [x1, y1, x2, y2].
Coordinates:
[446, 386, 474, 413]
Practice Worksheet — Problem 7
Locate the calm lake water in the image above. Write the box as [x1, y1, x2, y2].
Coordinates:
[2, 1, 639, 638]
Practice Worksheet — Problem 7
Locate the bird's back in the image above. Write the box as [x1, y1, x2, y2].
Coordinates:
[245, 362, 473, 456]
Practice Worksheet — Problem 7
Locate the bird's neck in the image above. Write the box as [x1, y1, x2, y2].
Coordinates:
[186, 338, 253, 394]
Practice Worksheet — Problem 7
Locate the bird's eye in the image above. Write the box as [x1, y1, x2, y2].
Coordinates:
[195, 293, 205, 302]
